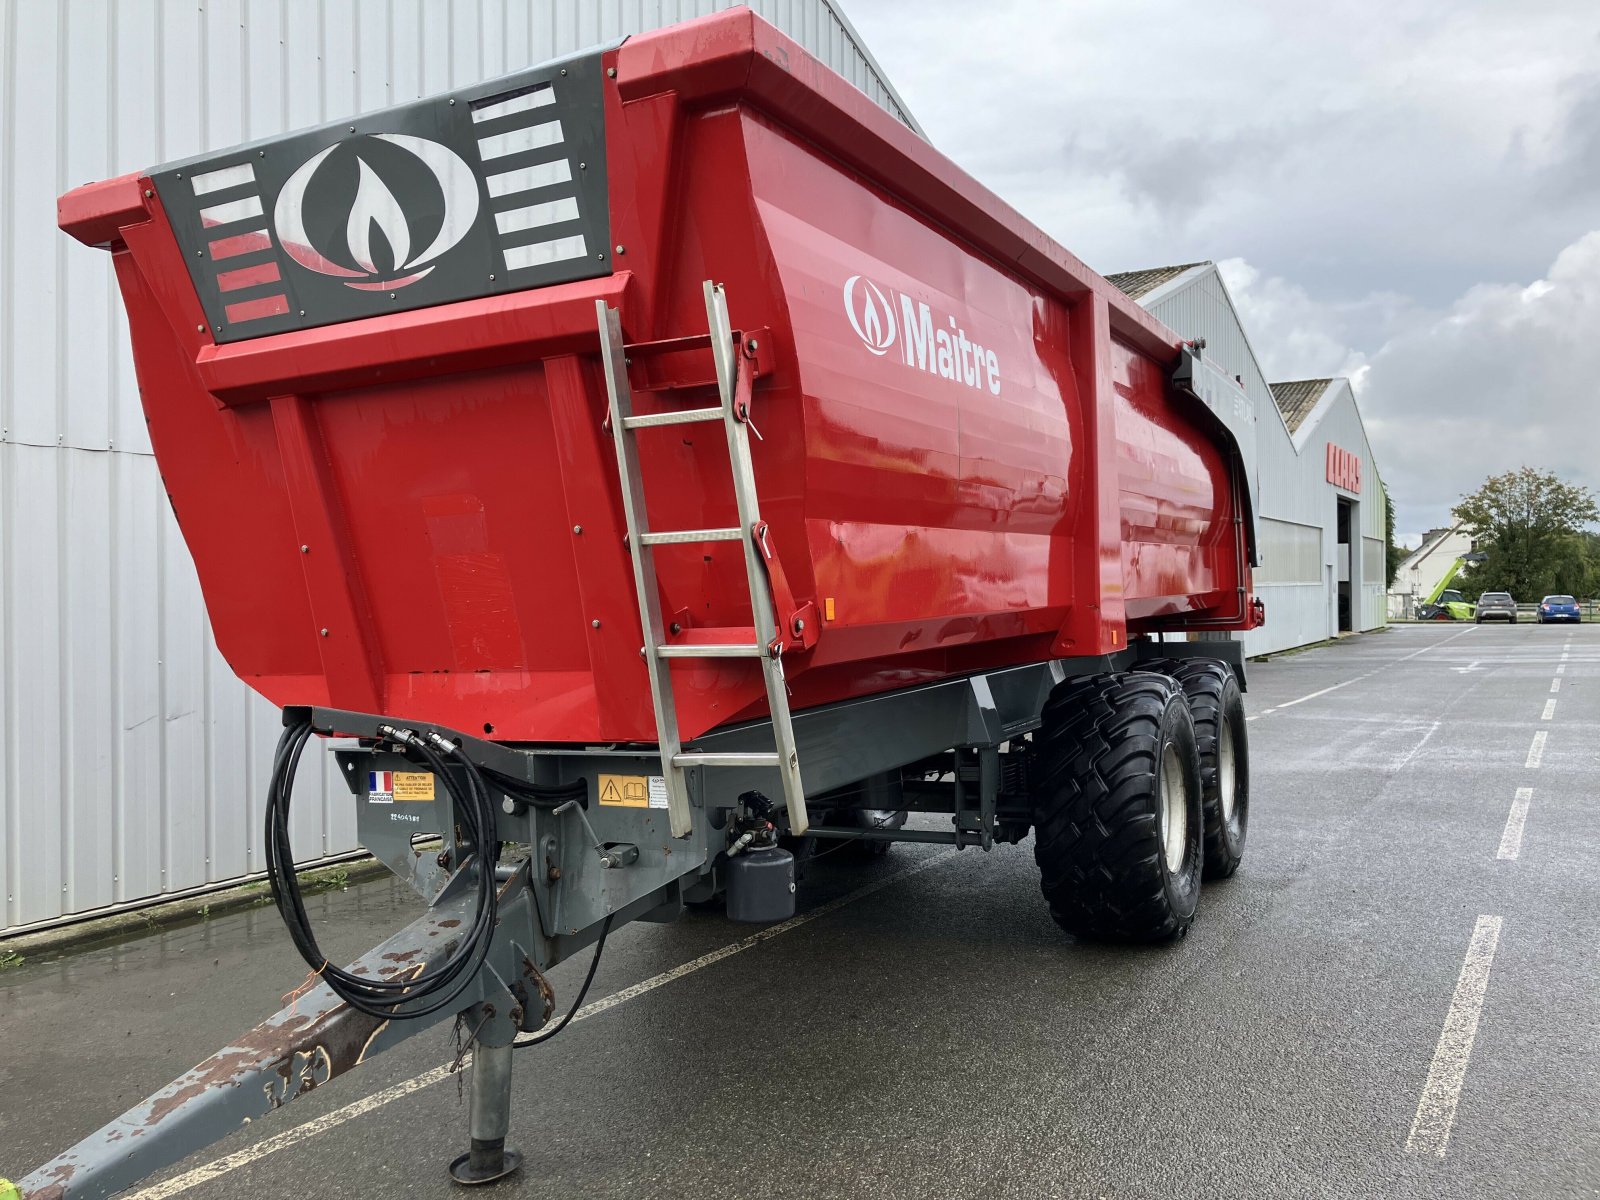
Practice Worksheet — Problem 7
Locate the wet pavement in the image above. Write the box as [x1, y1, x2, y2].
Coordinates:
[4, 622, 1598, 1198]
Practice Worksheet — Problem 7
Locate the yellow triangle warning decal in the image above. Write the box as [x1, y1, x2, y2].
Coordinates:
[598, 773, 649, 807]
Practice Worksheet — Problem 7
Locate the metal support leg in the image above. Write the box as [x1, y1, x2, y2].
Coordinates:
[448, 1043, 521, 1185]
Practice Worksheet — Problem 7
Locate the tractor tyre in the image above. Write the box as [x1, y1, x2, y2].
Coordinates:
[1030, 673, 1204, 942]
[1134, 659, 1249, 879]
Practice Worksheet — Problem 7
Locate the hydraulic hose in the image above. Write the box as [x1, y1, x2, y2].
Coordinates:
[265, 717, 501, 1019]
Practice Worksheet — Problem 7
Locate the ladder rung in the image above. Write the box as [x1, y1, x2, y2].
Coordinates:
[656, 643, 763, 659]
[621, 407, 723, 430]
[639, 527, 742, 546]
[674, 751, 782, 768]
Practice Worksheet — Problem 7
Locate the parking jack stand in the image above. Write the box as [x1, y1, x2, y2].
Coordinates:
[449, 1042, 521, 1185]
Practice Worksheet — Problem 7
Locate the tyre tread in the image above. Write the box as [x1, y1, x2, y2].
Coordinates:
[1031, 673, 1200, 942]
[1134, 658, 1248, 879]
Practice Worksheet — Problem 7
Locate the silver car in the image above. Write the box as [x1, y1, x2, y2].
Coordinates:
[1475, 592, 1518, 623]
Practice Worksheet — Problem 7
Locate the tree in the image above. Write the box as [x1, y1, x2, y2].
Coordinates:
[1452, 467, 1600, 600]
[1382, 478, 1404, 587]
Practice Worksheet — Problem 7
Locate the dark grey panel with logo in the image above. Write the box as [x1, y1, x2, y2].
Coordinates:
[151, 44, 615, 344]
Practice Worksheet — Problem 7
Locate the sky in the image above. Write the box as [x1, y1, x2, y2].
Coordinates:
[846, 0, 1600, 545]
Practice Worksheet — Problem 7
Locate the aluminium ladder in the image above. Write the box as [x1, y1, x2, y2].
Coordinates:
[596, 282, 808, 839]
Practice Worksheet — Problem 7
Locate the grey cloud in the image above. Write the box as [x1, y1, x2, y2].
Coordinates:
[847, 0, 1600, 538]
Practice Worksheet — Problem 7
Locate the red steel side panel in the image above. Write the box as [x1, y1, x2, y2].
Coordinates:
[58, 10, 1254, 746]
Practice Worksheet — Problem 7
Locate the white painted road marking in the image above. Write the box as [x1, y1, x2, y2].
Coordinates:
[1247, 626, 1481, 723]
[1525, 731, 1547, 768]
[1267, 679, 1363, 714]
[1541, 699, 1557, 720]
[1496, 789, 1534, 860]
[1550, 678, 1561, 692]
[123, 850, 960, 1199]
[1556, 663, 1566, 675]
[1405, 915, 1504, 1158]
[1393, 625, 1481, 663]
[1393, 720, 1442, 772]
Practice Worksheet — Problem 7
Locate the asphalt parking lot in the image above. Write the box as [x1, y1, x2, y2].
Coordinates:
[5, 622, 1598, 1198]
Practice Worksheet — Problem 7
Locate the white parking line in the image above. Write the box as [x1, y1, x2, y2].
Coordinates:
[1405, 915, 1504, 1158]
[1541, 699, 1557, 721]
[1393, 625, 1482, 663]
[1256, 678, 1367, 719]
[1247, 626, 1480, 723]
[124, 850, 960, 1199]
[1496, 789, 1533, 860]
[1393, 720, 1442, 772]
[1525, 731, 1547, 768]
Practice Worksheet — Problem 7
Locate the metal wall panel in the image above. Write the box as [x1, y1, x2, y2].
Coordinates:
[1143, 272, 1389, 658]
[0, 442, 346, 930]
[1, 0, 916, 934]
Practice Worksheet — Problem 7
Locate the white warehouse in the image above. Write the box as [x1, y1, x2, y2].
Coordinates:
[1, 7, 1382, 937]
[0, 0, 919, 936]
[1107, 263, 1388, 658]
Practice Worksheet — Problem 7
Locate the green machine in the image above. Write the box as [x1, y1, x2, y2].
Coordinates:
[1415, 558, 1477, 620]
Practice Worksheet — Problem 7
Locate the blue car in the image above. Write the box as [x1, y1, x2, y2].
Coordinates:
[1538, 594, 1582, 624]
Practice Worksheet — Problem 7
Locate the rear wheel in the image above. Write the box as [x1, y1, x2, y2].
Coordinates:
[1135, 659, 1248, 879]
[1030, 673, 1204, 942]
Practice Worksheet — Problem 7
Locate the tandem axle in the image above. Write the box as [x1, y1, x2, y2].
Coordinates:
[15, 641, 1247, 1197]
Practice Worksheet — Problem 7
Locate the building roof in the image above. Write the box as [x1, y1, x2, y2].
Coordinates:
[1270, 379, 1334, 433]
[812, 0, 925, 137]
[1104, 262, 1209, 300]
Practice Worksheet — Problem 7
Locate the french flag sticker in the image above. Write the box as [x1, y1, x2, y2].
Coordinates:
[369, 770, 395, 803]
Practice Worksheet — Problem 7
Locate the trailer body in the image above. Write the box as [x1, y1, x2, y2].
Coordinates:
[59, 10, 1257, 750]
[29, 10, 1260, 1198]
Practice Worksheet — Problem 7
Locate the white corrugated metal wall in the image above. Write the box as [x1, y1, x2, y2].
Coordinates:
[0, 0, 918, 935]
[1302, 379, 1388, 636]
[1136, 267, 1388, 658]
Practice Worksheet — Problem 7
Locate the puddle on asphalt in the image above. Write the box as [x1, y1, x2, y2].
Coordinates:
[0, 873, 425, 995]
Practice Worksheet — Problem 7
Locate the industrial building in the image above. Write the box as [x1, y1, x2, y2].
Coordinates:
[1107, 263, 1388, 658]
[0, 7, 1385, 937]
[0, 0, 919, 935]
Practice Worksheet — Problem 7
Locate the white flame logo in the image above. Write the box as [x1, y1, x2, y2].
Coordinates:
[273, 134, 480, 290]
[843, 275, 897, 356]
[346, 158, 410, 273]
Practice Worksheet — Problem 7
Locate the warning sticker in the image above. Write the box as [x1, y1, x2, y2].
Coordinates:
[393, 772, 435, 802]
[598, 774, 670, 809]
[369, 770, 436, 803]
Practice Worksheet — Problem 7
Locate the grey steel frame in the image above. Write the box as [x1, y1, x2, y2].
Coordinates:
[17, 522, 1244, 1199]
[15, 652, 1102, 1197]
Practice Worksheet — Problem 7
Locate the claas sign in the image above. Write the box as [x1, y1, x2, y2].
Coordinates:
[1326, 443, 1361, 493]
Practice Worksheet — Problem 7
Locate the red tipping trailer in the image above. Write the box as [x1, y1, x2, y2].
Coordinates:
[58, 8, 1257, 750]
[24, 9, 1259, 1197]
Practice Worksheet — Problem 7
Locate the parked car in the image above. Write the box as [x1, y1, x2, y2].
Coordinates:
[1475, 592, 1518, 623]
[1537, 595, 1582, 624]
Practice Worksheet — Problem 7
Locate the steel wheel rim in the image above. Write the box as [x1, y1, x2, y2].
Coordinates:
[1159, 742, 1188, 874]
[1218, 719, 1238, 826]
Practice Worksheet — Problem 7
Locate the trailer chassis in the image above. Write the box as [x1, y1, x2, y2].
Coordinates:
[16, 640, 1242, 1198]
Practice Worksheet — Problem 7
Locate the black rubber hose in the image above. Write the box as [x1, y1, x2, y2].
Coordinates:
[265, 717, 500, 1019]
[513, 915, 613, 1049]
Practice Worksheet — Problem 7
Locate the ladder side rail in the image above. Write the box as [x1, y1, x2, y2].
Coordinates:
[702, 282, 810, 834]
[597, 300, 694, 838]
